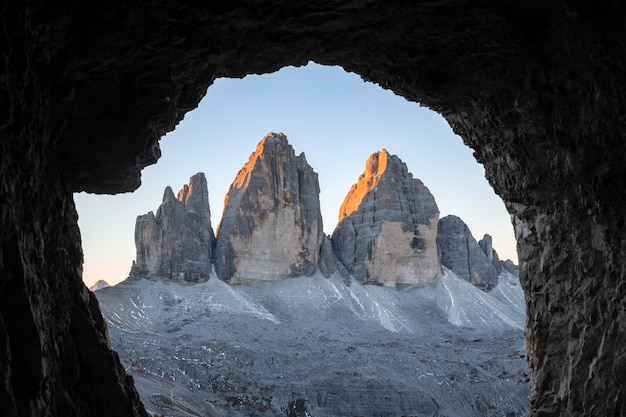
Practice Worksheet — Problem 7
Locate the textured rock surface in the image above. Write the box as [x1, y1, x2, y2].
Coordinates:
[131, 173, 214, 282]
[332, 149, 441, 286]
[2, 2, 626, 416]
[479, 234, 503, 275]
[317, 235, 337, 278]
[438, 215, 499, 291]
[214, 133, 324, 283]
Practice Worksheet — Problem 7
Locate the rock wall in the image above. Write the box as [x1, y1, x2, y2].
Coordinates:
[131, 173, 215, 282]
[0, 6, 148, 413]
[214, 133, 324, 284]
[437, 215, 499, 291]
[332, 149, 441, 286]
[2, 2, 626, 416]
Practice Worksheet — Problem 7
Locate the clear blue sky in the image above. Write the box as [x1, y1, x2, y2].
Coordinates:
[75, 63, 517, 287]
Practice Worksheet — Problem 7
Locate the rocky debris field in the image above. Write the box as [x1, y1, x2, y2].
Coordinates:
[96, 270, 529, 417]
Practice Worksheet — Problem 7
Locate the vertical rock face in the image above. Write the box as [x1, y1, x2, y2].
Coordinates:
[131, 173, 215, 282]
[318, 235, 337, 278]
[437, 215, 499, 291]
[331, 149, 441, 286]
[214, 133, 324, 284]
[478, 234, 503, 275]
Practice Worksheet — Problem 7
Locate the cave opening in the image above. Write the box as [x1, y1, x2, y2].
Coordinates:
[4, 3, 623, 416]
[75, 63, 528, 416]
[75, 62, 516, 288]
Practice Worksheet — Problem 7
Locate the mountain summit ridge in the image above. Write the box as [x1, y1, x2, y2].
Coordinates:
[129, 133, 515, 291]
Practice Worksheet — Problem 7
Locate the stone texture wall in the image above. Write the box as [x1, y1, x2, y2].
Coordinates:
[2, 2, 625, 416]
[0, 4, 147, 415]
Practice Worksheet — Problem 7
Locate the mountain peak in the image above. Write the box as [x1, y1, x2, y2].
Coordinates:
[88, 279, 110, 292]
[437, 215, 499, 291]
[215, 133, 323, 283]
[340, 149, 412, 220]
[131, 173, 215, 282]
[162, 186, 176, 202]
[262, 131, 287, 142]
[332, 150, 441, 286]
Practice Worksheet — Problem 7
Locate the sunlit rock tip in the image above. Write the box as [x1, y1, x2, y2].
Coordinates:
[214, 134, 324, 284]
[332, 149, 442, 286]
[130, 172, 215, 283]
[265, 131, 285, 139]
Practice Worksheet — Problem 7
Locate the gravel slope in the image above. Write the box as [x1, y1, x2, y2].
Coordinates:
[96, 270, 529, 417]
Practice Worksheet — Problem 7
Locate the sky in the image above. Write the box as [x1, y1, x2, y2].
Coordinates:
[74, 63, 517, 288]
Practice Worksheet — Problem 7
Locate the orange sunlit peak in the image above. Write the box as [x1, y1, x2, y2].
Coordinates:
[337, 149, 392, 221]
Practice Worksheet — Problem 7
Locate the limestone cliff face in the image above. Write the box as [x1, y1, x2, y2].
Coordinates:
[214, 133, 324, 284]
[131, 173, 215, 282]
[437, 215, 499, 291]
[331, 149, 441, 286]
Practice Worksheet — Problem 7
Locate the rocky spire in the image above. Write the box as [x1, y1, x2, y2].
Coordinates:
[331, 149, 442, 286]
[130, 172, 215, 282]
[478, 233, 503, 275]
[214, 132, 324, 284]
[437, 215, 498, 291]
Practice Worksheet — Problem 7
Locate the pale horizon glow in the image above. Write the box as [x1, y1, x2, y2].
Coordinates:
[75, 63, 518, 288]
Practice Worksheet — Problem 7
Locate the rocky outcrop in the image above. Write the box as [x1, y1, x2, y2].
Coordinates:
[502, 260, 519, 277]
[214, 133, 324, 284]
[478, 234, 503, 275]
[89, 280, 111, 292]
[130, 173, 215, 282]
[332, 150, 441, 286]
[317, 235, 337, 279]
[437, 215, 499, 291]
